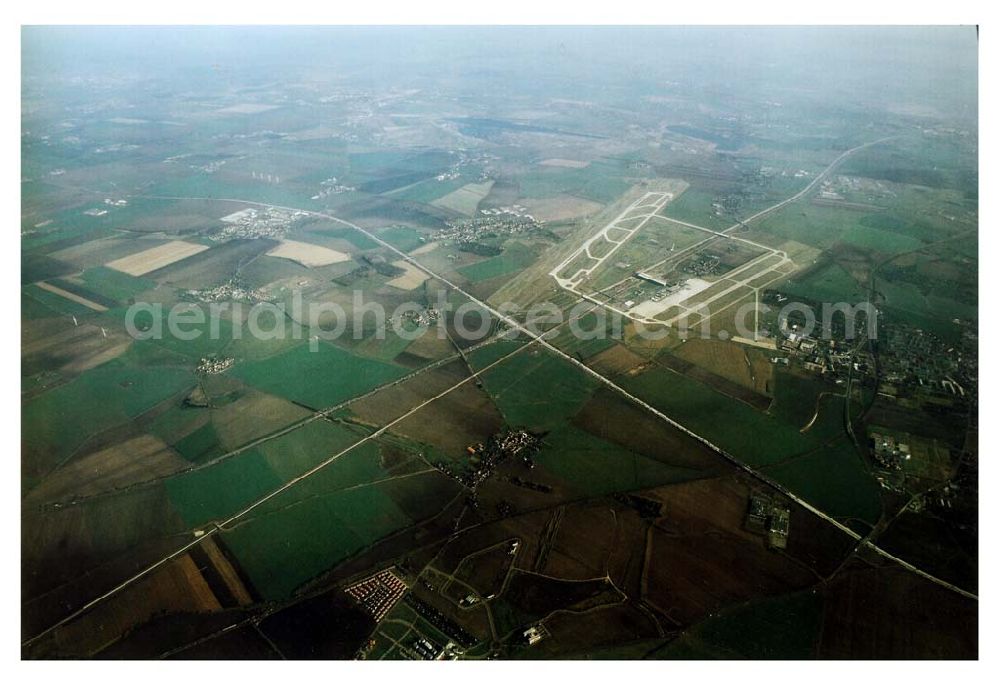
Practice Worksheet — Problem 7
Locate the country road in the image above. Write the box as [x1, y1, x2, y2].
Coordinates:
[22, 136, 973, 650]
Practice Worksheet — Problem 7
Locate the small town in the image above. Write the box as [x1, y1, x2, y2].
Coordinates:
[432, 209, 542, 245]
[211, 206, 307, 241]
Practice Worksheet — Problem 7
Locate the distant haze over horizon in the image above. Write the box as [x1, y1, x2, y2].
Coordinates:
[22, 26, 978, 125]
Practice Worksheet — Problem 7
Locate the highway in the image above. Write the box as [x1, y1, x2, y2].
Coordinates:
[190, 195, 983, 601]
[316, 200, 979, 603]
[30, 334, 516, 512]
[23, 315, 565, 648]
[22, 138, 972, 649]
[727, 136, 896, 230]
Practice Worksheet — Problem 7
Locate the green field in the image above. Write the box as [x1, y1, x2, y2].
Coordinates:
[227, 317, 311, 361]
[465, 339, 528, 371]
[431, 180, 494, 215]
[876, 276, 976, 340]
[20, 206, 117, 253]
[539, 424, 712, 497]
[77, 266, 156, 302]
[388, 176, 467, 204]
[783, 261, 865, 304]
[478, 348, 597, 428]
[231, 340, 409, 410]
[165, 450, 282, 527]
[516, 159, 632, 204]
[840, 223, 923, 254]
[22, 289, 62, 320]
[103, 305, 235, 360]
[152, 174, 313, 210]
[317, 227, 380, 251]
[457, 242, 538, 282]
[221, 463, 455, 600]
[548, 310, 618, 360]
[21, 283, 98, 317]
[617, 363, 881, 523]
[165, 419, 365, 526]
[375, 225, 426, 252]
[346, 149, 453, 179]
[173, 422, 223, 463]
[622, 365, 811, 464]
[750, 203, 860, 250]
[840, 135, 976, 193]
[256, 419, 365, 481]
[355, 331, 415, 363]
[765, 440, 882, 525]
[22, 354, 195, 482]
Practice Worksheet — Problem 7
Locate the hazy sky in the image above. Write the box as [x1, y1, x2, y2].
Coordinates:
[22, 26, 978, 122]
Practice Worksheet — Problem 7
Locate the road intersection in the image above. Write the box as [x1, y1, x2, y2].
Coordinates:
[24, 136, 971, 653]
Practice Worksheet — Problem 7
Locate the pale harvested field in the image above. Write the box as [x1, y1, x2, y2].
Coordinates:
[522, 195, 603, 221]
[410, 241, 440, 256]
[50, 236, 156, 269]
[266, 239, 350, 267]
[106, 241, 209, 276]
[34, 282, 108, 312]
[539, 158, 591, 168]
[431, 180, 495, 216]
[673, 338, 773, 394]
[386, 260, 431, 290]
[586, 343, 649, 376]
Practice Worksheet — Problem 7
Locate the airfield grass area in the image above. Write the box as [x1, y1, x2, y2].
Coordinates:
[660, 188, 733, 230]
[783, 261, 865, 304]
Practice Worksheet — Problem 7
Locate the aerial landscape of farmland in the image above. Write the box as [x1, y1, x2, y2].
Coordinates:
[19, 24, 978, 660]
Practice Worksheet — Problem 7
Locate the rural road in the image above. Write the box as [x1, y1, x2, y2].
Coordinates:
[22, 135, 972, 650]
[727, 136, 898, 230]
